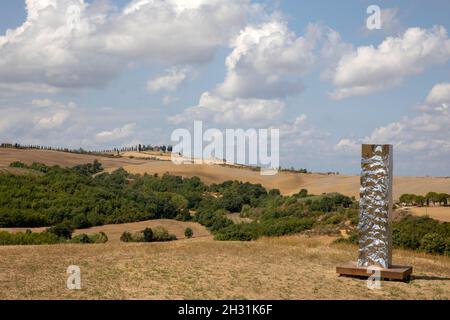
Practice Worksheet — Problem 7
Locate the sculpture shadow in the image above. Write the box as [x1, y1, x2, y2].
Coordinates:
[412, 275, 450, 281]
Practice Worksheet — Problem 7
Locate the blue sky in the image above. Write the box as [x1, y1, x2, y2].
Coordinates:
[0, 0, 449, 176]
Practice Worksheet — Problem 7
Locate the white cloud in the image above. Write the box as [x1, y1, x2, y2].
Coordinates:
[32, 99, 76, 109]
[0, 0, 259, 94]
[0, 82, 60, 96]
[168, 92, 284, 126]
[336, 83, 450, 157]
[216, 21, 347, 99]
[330, 26, 450, 99]
[34, 110, 71, 130]
[277, 114, 330, 148]
[0, 99, 75, 138]
[426, 82, 450, 107]
[147, 67, 188, 93]
[169, 19, 349, 129]
[334, 138, 359, 152]
[32, 99, 75, 130]
[95, 123, 137, 143]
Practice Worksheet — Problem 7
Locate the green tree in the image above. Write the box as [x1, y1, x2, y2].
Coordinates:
[425, 192, 439, 206]
[184, 227, 193, 238]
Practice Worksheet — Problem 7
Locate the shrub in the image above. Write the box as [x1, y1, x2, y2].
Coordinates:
[152, 226, 177, 241]
[296, 189, 308, 198]
[9, 161, 26, 168]
[259, 217, 314, 237]
[214, 223, 259, 241]
[393, 215, 441, 250]
[120, 227, 176, 242]
[47, 222, 74, 239]
[120, 231, 133, 242]
[0, 230, 61, 245]
[70, 233, 91, 243]
[89, 231, 108, 244]
[131, 231, 145, 242]
[143, 228, 154, 242]
[420, 233, 447, 254]
[194, 209, 233, 232]
[268, 189, 281, 196]
[184, 227, 193, 238]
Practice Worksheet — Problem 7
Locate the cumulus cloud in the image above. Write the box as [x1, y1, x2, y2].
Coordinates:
[35, 110, 71, 130]
[335, 83, 450, 157]
[0, 0, 259, 94]
[329, 26, 450, 99]
[0, 98, 75, 142]
[95, 123, 137, 143]
[147, 67, 188, 93]
[168, 92, 285, 126]
[215, 21, 349, 99]
[334, 138, 359, 153]
[169, 19, 350, 128]
[426, 82, 450, 107]
[277, 114, 330, 148]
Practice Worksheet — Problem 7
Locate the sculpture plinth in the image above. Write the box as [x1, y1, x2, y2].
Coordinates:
[336, 144, 412, 281]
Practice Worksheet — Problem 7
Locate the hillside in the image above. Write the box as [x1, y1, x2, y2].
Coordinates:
[1, 148, 450, 199]
[0, 219, 211, 243]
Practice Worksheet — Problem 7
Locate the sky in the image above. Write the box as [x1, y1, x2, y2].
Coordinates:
[0, 0, 449, 176]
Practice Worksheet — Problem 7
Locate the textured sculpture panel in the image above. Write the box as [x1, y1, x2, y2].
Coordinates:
[357, 144, 393, 268]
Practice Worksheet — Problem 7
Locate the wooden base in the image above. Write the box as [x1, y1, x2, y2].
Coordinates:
[336, 261, 413, 281]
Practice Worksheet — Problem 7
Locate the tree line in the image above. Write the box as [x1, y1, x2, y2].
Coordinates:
[0, 142, 173, 156]
[399, 192, 449, 206]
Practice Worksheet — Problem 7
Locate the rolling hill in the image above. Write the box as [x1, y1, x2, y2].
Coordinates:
[1, 148, 449, 200]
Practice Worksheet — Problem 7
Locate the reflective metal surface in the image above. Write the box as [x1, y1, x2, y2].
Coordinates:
[357, 144, 393, 268]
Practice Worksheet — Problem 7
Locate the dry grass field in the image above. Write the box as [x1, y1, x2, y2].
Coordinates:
[1, 148, 449, 199]
[0, 219, 211, 243]
[0, 234, 449, 300]
[402, 207, 450, 222]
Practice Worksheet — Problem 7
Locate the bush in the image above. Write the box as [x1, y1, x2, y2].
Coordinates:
[143, 228, 153, 242]
[89, 232, 108, 244]
[214, 223, 260, 241]
[120, 231, 133, 242]
[69, 232, 108, 244]
[152, 226, 177, 242]
[120, 227, 176, 242]
[296, 189, 308, 198]
[9, 161, 26, 168]
[259, 217, 314, 237]
[184, 227, 193, 238]
[393, 215, 442, 250]
[70, 233, 91, 243]
[420, 233, 448, 254]
[47, 222, 74, 239]
[131, 231, 145, 242]
[194, 209, 233, 232]
[0, 230, 61, 245]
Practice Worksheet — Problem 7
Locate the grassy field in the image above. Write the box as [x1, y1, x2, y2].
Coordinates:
[2, 148, 450, 199]
[0, 219, 211, 243]
[0, 234, 449, 300]
[403, 207, 450, 222]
